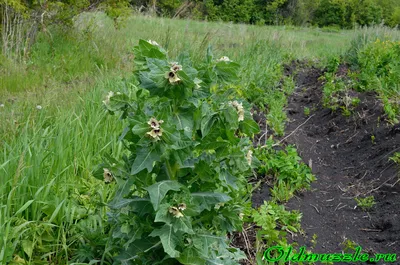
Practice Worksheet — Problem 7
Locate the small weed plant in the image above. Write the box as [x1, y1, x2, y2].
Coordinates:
[355, 196, 376, 211]
[389, 152, 400, 164]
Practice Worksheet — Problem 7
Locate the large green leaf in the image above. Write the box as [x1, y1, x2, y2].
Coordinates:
[145, 180, 182, 210]
[239, 116, 260, 136]
[218, 170, 238, 190]
[192, 233, 224, 257]
[114, 237, 160, 264]
[131, 123, 150, 136]
[149, 224, 181, 258]
[200, 115, 216, 139]
[214, 61, 240, 82]
[131, 147, 161, 175]
[172, 216, 194, 234]
[134, 39, 167, 62]
[191, 192, 231, 212]
[178, 247, 206, 265]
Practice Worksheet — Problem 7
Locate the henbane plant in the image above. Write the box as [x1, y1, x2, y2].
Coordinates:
[97, 40, 260, 264]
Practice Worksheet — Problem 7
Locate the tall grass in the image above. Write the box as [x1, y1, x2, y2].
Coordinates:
[0, 76, 125, 263]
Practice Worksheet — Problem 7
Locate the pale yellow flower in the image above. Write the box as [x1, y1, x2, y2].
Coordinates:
[169, 206, 184, 218]
[147, 117, 164, 129]
[230, 100, 245, 121]
[246, 150, 253, 166]
[239, 213, 245, 220]
[103, 168, 114, 183]
[148, 40, 160, 46]
[165, 71, 181, 84]
[146, 128, 163, 141]
[217, 56, 231, 62]
[178, 203, 187, 211]
[103, 91, 114, 105]
[170, 62, 182, 72]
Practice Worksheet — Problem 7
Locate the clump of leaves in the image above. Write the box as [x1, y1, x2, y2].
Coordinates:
[341, 239, 358, 252]
[303, 107, 310, 116]
[321, 71, 359, 116]
[352, 39, 400, 123]
[255, 139, 315, 202]
[99, 40, 260, 264]
[252, 201, 302, 262]
[355, 196, 376, 211]
[389, 152, 400, 164]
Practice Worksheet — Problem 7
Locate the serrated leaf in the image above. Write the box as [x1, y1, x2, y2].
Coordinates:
[172, 216, 194, 234]
[219, 170, 238, 190]
[145, 180, 182, 210]
[201, 115, 216, 138]
[115, 237, 160, 264]
[191, 192, 231, 212]
[154, 204, 174, 224]
[149, 224, 181, 258]
[192, 234, 224, 257]
[178, 247, 206, 265]
[131, 147, 161, 175]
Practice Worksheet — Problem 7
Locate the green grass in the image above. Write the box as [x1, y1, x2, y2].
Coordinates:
[1, 13, 400, 264]
[0, 76, 126, 263]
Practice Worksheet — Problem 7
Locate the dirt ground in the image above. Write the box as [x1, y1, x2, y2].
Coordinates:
[235, 61, 400, 265]
[282, 61, 400, 264]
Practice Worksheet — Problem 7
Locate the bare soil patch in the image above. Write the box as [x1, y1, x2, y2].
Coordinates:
[283, 60, 400, 264]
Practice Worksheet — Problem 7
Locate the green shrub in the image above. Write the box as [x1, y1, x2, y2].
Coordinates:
[100, 40, 260, 264]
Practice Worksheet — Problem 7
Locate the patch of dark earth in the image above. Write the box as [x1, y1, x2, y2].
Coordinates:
[233, 61, 400, 265]
[282, 60, 399, 265]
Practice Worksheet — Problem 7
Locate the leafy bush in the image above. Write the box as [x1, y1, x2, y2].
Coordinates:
[255, 140, 315, 202]
[100, 40, 260, 264]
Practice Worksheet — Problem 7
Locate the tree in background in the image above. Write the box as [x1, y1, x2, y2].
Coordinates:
[314, 0, 354, 28]
[389, 7, 400, 27]
[1, 0, 400, 61]
[353, 0, 382, 26]
[0, 0, 130, 61]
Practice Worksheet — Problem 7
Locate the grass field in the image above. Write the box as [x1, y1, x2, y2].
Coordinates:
[1, 13, 400, 264]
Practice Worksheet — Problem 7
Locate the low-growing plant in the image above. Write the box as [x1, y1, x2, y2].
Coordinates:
[304, 107, 310, 116]
[355, 196, 376, 211]
[256, 139, 315, 202]
[389, 152, 400, 164]
[98, 40, 260, 264]
[321, 71, 359, 115]
[326, 55, 341, 73]
[371, 135, 376, 144]
[252, 201, 302, 263]
[341, 239, 358, 252]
